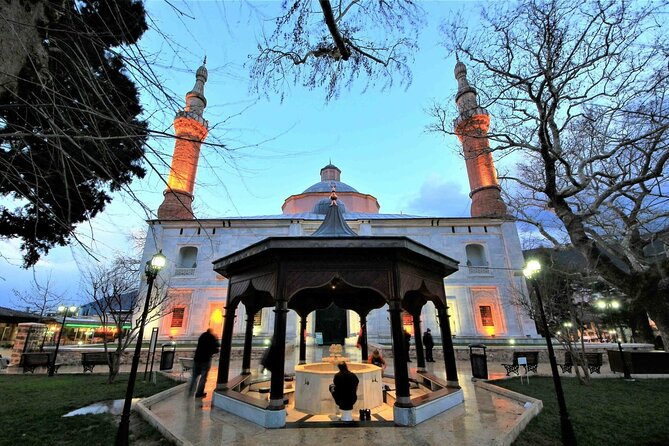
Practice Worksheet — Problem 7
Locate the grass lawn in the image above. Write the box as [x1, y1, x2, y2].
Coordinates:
[0, 373, 179, 446]
[493, 377, 669, 446]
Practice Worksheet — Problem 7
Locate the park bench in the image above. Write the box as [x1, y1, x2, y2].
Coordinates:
[21, 352, 60, 374]
[559, 351, 603, 374]
[179, 357, 194, 378]
[81, 352, 114, 373]
[502, 351, 539, 376]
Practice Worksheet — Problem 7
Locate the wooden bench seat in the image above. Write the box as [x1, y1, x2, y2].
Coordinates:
[81, 352, 114, 373]
[559, 351, 603, 374]
[502, 352, 539, 376]
[21, 352, 59, 374]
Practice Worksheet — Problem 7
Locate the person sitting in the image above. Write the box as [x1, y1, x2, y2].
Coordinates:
[330, 362, 359, 421]
[367, 349, 387, 371]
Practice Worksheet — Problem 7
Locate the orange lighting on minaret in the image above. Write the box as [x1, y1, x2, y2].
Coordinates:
[453, 60, 507, 218]
[157, 60, 209, 219]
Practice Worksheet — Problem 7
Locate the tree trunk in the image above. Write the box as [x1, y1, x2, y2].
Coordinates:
[646, 304, 669, 352]
[629, 304, 655, 344]
[108, 352, 121, 383]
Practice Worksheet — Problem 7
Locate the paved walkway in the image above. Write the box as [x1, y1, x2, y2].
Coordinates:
[2, 346, 638, 446]
[138, 347, 547, 446]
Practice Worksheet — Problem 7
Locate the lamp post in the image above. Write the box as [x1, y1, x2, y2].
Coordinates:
[524, 260, 577, 446]
[562, 321, 573, 343]
[49, 305, 77, 377]
[596, 300, 632, 380]
[116, 251, 166, 446]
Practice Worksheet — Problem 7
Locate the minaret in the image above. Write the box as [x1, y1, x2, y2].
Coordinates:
[453, 60, 507, 218]
[157, 59, 209, 219]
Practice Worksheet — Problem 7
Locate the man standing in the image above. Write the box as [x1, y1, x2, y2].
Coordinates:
[190, 328, 220, 398]
[423, 328, 435, 362]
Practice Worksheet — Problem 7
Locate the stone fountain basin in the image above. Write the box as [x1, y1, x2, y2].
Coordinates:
[294, 362, 383, 414]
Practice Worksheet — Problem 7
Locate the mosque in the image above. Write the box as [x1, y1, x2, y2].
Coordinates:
[140, 60, 539, 349]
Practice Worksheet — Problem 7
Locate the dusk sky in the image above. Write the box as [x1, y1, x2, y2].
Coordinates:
[0, 1, 513, 308]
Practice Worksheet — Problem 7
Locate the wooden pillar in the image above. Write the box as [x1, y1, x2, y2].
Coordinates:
[388, 301, 411, 407]
[269, 299, 288, 409]
[437, 304, 459, 386]
[299, 314, 307, 365]
[241, 308, 256, 375]
[412, 314, 426, 371]
[216, 302, 237, 388]
[360, 313, 368, 362]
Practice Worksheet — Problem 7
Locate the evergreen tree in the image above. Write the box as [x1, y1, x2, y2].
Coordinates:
[0, 0, 149, 266]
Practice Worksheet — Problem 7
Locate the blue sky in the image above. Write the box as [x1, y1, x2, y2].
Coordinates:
[0, 1, 499, 308]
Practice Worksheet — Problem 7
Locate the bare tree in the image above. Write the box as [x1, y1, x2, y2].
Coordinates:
[249, 0, 425, 101]
[431, 0, 669, 348]
[83, 256, 170, 383]
[12, 272, 63, 320]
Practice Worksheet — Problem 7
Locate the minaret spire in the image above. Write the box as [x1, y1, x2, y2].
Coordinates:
[453, 60, 507, 218]
[157, 61, 210, 219]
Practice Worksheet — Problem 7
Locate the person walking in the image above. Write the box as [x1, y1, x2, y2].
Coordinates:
[404, 329, 412, 362]
[423, 328, 435, 362]
[189, 328, 220, 398]
[330, 362, 359, 421]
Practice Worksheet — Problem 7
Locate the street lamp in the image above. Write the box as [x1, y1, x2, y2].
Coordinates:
[563, 321, 573, 342]
[116, 251, 166, 446]
[49, 305, 77, 377]
[524, 260, 577, 445]
[596, 299, 632, 380]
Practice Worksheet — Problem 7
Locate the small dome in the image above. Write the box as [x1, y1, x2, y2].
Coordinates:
[303, 180, 358, 194]
[454, 61, 467, 79]
[196, 64, 208, 81]
[313, 198, 347, 215]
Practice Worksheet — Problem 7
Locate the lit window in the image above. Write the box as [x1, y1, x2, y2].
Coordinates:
[479, 306, 494, 327]
[253, 310, 262, 327]
[171, 307, 185, 328]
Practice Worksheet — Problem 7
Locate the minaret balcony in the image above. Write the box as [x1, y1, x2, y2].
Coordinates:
[174, 267, 197, 277]
[467, 265, 491, 275]
[175, 110, 209, 128]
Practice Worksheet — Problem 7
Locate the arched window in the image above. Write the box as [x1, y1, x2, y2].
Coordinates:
[465, 244, 489, 274]
[175, 246, 198, 276]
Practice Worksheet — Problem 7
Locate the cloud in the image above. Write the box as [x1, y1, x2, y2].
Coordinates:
[404, 175, 470, 217]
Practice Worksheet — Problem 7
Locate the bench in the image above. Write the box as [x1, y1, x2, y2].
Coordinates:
[607, 349, 669, 374]
[21, 352, 60, 374]
[502, 351, 539, 376]
[559, 351, 603, 374]
[81, 352, 114, 373]
[179, 357, 194, 378]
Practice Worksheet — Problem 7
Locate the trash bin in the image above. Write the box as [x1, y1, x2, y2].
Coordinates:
[159, 343, 176, 371]
[469, 344, 488, 379]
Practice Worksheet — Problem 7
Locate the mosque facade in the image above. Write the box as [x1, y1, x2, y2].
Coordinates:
[140, 61, 539, 346]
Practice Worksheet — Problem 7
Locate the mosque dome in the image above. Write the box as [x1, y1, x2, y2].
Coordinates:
[313, 197, 347, 214]
[281, 163, 380, 215]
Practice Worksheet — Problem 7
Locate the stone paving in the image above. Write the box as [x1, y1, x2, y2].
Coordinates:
[137, 347, 547, 446]
[1, 345, 645, 446]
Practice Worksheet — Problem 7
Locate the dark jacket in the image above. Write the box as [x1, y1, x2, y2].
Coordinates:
[194, 330, 220, 362]
[332, 370, 359, 410]
[423, 331, 434, 348]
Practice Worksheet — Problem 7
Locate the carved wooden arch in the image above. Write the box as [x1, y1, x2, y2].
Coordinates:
[287, 273, 388, 317]
[284, 269, 391, 305]
[402, 280, 446, 316]
[228, 279, 274, 313]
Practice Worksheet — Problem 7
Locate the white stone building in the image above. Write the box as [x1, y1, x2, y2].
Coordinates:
[140, 61, 539, 346]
